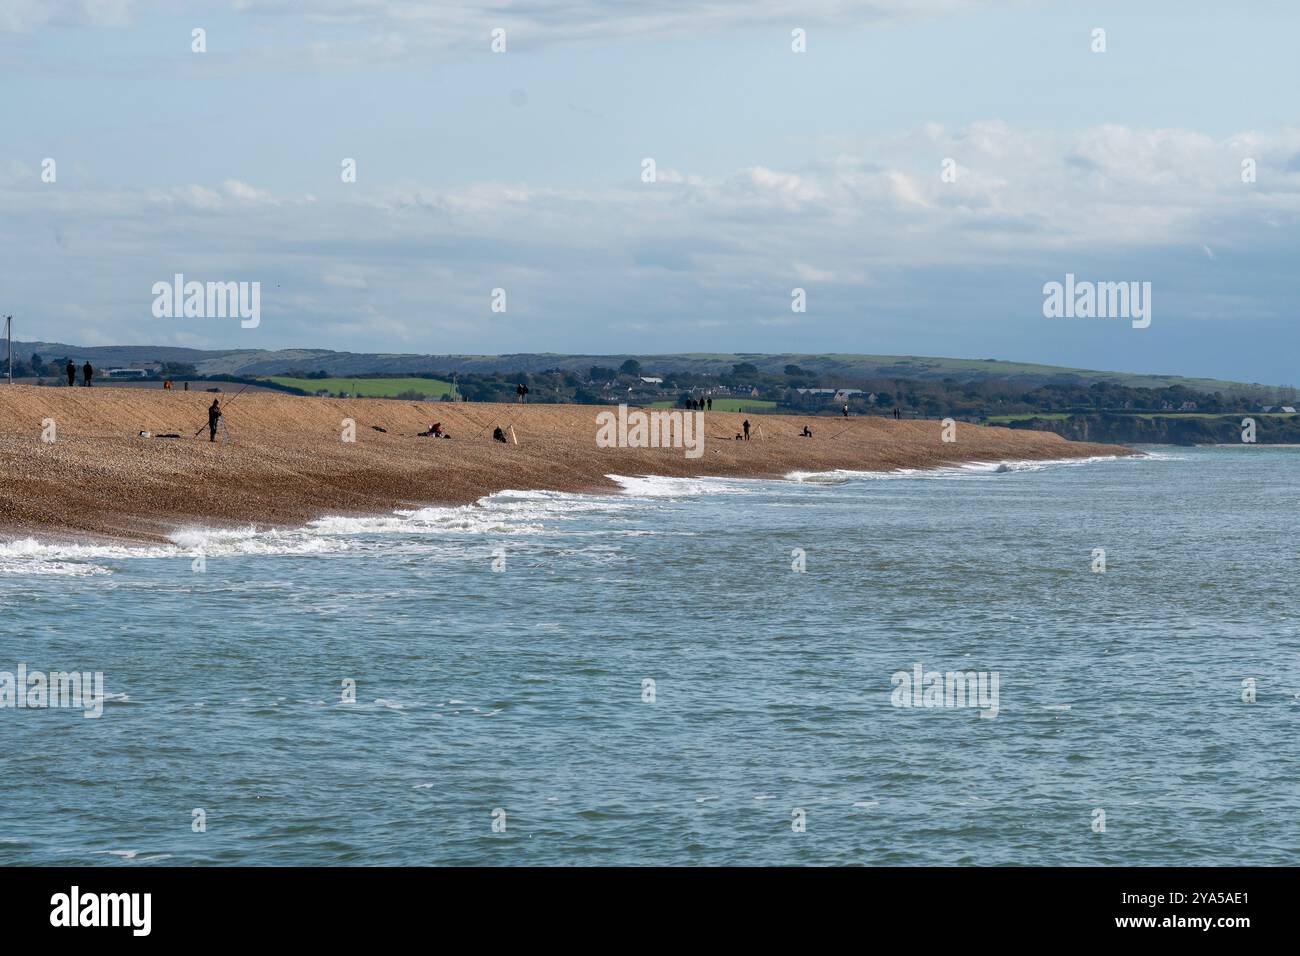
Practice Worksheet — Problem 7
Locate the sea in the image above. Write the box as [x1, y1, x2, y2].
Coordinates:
[1, 446, 1297, 865]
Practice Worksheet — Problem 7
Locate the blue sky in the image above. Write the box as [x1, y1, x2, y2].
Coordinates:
[2, 1, 1298, 384]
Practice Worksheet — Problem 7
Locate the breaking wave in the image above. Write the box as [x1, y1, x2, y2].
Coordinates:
[786, 453, 1142, 484]
[0, 489, 627, 576]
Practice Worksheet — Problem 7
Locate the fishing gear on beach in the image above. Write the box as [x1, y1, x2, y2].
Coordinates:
[190, 382, 250, 441]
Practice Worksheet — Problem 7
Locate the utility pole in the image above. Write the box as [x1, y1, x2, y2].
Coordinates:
[4, 315, 11, 384]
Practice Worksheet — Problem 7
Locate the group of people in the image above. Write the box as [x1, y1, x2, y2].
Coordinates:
[418, 422, 450, 439]
[65, 361, 93, 387]
[63, 361, 192, 393]
[685, 397, 712, 411]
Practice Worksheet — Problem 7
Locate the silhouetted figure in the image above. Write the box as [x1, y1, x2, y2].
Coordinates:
[82, 362, 93, 387]
[66, 361, 76, 387]
[893, 406, 901, 420]
[842, 403, 849, 418]
[516, 383, 529, 404]
[493, 426, 508, 443]
[742, 419, 751, 440]
[706, 398, 712, 411]
[801, 425, 812, 437]
[207, 399, 222, 442]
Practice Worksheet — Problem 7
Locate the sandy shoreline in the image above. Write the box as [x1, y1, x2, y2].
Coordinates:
[0, 386, 1133, 543]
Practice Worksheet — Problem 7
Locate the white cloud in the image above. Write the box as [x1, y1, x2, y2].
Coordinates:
[4, 122, 1299, 351]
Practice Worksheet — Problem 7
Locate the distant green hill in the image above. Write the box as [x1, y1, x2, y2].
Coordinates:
[11, 341, 1290, 400]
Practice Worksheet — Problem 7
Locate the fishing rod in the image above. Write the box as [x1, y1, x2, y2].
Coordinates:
[460, 409, 500, 441]
[191, 381, 253, 438]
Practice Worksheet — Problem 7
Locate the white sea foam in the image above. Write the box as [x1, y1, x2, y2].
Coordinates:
[607, 474, 753, 497]
[0, 538, 158, 576]
[0, 490, 610, 575]
[0, 455, 1146, 575]
[786, 454, 1139, 483]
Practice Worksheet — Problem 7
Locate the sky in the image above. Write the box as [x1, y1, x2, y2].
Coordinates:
[2, 0, 1298, 384]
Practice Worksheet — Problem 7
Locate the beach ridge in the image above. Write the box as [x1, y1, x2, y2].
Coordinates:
[0, 386, 1132, 542]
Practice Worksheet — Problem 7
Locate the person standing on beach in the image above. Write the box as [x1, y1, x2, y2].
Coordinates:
[208, 399, 222, 442]
[706, 398, 712, 411]
[66, 361, 76, 387]
[742, 419, 750, 440]
[842, 403, 849, 418]
[82, 361, 94, 387]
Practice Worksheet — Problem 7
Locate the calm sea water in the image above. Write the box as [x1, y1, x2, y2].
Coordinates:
[2, 446, 1297, 866]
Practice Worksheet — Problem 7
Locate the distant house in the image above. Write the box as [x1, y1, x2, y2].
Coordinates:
[1282, 406, 1298, 414]
[832, 388, 864, 402]
[106, 368, 149, 379]
[639, 376, 664, 385]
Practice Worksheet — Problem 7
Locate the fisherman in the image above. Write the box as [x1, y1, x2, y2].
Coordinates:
[492, 426, 508, 443]
[82, 361, 94, 387]
[801, 425, 812, 437]
[207, 399, 222, 442]
[66, 361, 76, 387]
[742, 419, 750, 440]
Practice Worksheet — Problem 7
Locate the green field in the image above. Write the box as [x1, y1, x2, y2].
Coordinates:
[264, 376, 455, 399]
[647, 398, 777, 412]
